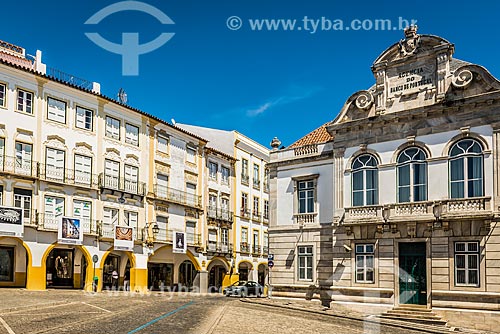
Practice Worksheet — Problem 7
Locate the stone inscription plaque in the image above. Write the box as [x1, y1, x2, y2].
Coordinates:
[387, 62, 435, 97]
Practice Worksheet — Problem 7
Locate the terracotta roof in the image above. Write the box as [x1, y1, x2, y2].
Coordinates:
[288, 122, 333, 148]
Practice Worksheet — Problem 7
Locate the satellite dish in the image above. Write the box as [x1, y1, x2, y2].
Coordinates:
[171, 118, 176, 125]
[118, 88, 128, 104]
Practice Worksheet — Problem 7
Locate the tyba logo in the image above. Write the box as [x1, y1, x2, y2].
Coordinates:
[84, 1, 175, 76]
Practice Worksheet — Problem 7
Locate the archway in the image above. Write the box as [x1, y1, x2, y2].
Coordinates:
[43, 243, 92, 289]
[257, 263, 268, 286]
[100, 249, 134, 291]
[238, 261, 253, 281]
[0, 237, 31, 288]
[207, 257, 229, 292]
[178, 260, 198, 290]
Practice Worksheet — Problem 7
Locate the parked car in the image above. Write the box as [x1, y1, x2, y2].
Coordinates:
[223, 281, 263, 297]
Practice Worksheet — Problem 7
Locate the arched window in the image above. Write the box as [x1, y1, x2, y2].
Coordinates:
[449, 139, 484, 199]
[352, 154, 378, 206]
[397, 147, 427, 203]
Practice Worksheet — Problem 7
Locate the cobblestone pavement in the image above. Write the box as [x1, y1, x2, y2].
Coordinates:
[0, 290, 494, 334]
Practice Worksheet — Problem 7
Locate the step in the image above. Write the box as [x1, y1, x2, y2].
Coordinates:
[382, 312, 442, 320]
[387, 309, 438, 316]
[380, 314, 448, 326]
[395, 305, 432, 312]
[377, 317, 458, 333]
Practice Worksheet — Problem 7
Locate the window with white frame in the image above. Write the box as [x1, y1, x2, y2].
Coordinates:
[209, 161, 218, 180]
[264, 200, 269, 219]
[352, 155, 378, 206]
[156, 215, 168, 241]
[241, 193, 248, 214]
[397, 147, 427, 203]
[253, 164, 260, 184]
[156, 173, 168, 197]
[186, 146, 196, 164]
[105, 116, 120, 140]
[298, 246, 313, 281]
[208, 194, 217, 212]
[45, 147, 65, 181]
[44, 196, 65, 228]
[186, 221, 196, 244]
[221, 166, 230, 184]
[14, 188, 31, 223]
[73, 200, 92, 230]
[104, 159, 120, 189]
[0, 83, 6, 107]
[15, 142, 32, 175]
[298, 180, 315, 214]
[157, 135, 169, 153]
[450, 139, 484, 199]
[47, 97, 66, 123]
[263, 233, 268, 249]
[17, 89, 33, 114]
[242, 159, 249, 178]
[355, 244, 374, 283]
[241, 227, 248, 243]
[221, 228, 228, 245]
[75, 106, 93, 130]
[103, 207, 119, 225]
[124, 164, 139, 193]
[253, 196, 259, 215]
[455, 241, 479, 286]
[125, 123, 139, 146]
[74, 154, 92, 185]
[124, 211, 138, 227]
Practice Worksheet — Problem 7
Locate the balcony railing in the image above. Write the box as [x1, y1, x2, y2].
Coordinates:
[99, 174, 146, 196]
[240, 208, 251, 219]
[154, 185, 202, 208]
[253, 179, 260, 190]
[344, 205, 384, 224]
[36, 213, 99, 234]
[252, 244, 261, 254]
[99, 223, 142, 240]
[207, 206, 233, 223]
[153, 228, 201, 246]
[440, 197, 492, 219]
[39, 164, 99, 188]
[240, 242, 250, 253]
[263, 181, 269, 193]
[46, 67, 94, 91]
[263, 246, 269, 255]
[388, 201, 435, 223]
[294, 212, 318, 224]
[207, 241, 232, 253]
[241, 174, 249, 185]
[0, 156, 38, 178]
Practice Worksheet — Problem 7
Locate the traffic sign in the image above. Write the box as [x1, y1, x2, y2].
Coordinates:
[92, 255, 99, 263]
[268, 254, 274, 261]
[268, 260, 274, 268]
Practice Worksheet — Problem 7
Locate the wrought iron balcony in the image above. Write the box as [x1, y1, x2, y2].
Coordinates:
[153, 185, 202, 209]
[99, 173, 146, 196]
[99, 222, 142, 240]
[46, 66, 94, 91]
[36, 213, 99, 235]
[241, 174, 249, 185]
[262, 246, 269, 255]
[207, 206, 233, 223]
[252, 244, 261, 254]
[240, 208, 251, 219]
[206, 241, 232, 254]
[263, 181, 270, 193]
[240, 242, 250, 253]
[0, 156, 38, 178]
[39, 164, 98, 188]
[253, 178, 260, 190]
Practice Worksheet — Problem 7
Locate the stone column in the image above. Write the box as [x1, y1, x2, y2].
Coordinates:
[198, 270, 208, 294]
[333, 148, 345, 220]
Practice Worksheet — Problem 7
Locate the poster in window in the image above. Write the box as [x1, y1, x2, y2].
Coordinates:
[173, 231, 186, 254]
[58, 217, 83, 245]
[114, 225, 134, 251]
[0, 206, 24, 238]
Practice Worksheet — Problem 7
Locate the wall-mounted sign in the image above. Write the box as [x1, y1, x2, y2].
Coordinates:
[114, 225, 134, 251]
[58, 217, 83, 245]
[0, 206, 24, 238]
[173, 231, 186, 254]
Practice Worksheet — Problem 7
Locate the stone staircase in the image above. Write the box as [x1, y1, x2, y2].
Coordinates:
[378, 305, 457, 332]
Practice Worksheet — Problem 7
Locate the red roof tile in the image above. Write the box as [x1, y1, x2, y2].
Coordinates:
[289, 122, 333, 148]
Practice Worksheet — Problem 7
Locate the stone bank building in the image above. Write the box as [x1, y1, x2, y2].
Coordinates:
[268, 27, 500, 330]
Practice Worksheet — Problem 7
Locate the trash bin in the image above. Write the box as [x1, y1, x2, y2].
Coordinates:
[93, 276, 99, 292]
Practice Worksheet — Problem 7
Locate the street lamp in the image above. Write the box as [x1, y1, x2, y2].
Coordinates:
[145, 222, 160, 248]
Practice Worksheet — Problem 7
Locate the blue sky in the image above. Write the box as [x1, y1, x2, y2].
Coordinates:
[2, 0, 499, 147]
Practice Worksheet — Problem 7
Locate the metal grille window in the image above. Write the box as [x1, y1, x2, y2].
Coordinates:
[455, 241, 479, 286]
[352, 155, 378, 206]
[105, 116, 120, 140]
[47, 97, 66, 123]
[125, 124, 139, 146]
[356, 244, 374, 283]
[450, 139, 484, 199]
[75, 106, 93, 130]
[298, 180, 314, 213]
[0, 83, 5, 107]
[397, 147, 427, 203]
[17, 89, 33, 114]
[298, 246, 313, 281]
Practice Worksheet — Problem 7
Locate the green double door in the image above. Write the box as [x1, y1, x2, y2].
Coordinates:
[399, 243, 427, 305]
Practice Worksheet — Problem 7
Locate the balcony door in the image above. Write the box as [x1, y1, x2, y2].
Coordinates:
[73, 200, 92, 234]
[399, 243, 427, 305]
[15, 142, 32, 175]
[105, 160, 120, 189]
[74, 154, 92, 186]
[124, 165, 138, 193]
[46, 147, 65, 181]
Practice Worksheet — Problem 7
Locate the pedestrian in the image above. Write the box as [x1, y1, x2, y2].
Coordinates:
[124, 270, 130, 291]
[112, 270, 119, 290]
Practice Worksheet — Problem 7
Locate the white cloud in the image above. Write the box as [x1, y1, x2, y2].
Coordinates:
[245, 87, 321, 117]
